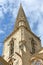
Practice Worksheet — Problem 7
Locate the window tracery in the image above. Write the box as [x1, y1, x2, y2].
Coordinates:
[31, 59, 43, 65]
[31, 38, 37, 54]
[9, 38, 14, 56]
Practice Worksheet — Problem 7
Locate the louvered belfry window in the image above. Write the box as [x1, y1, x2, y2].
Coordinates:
[10, 38, 14, 56]
[31, 38, 35, 54]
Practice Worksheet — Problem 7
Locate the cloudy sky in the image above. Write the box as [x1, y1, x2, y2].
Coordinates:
[0, 0, 43, 55]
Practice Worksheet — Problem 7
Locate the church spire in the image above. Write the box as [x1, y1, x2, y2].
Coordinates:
[14, 4, 31, 31]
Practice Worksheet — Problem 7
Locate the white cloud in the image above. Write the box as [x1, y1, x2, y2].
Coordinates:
[0, 11, 3, 17]
[0, 0, 6, 4]
[0, 29, 5, 34]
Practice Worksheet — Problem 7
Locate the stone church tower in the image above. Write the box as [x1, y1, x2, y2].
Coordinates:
[2, 4, 41, 65]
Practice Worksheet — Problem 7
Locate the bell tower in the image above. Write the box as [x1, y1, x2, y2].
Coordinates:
[3, 4, 41, 65]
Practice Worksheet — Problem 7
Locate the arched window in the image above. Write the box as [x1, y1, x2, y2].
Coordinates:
[10, 38, 14, 56]
[35, 61, 41, 65]
[31, 59, 43, 65]
[31, 38, 36, 54]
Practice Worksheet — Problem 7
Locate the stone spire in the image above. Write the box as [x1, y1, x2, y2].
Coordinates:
[14, 4, 31, 31]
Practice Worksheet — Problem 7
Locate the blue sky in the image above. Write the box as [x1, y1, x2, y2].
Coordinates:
[0, 0, 43, 56]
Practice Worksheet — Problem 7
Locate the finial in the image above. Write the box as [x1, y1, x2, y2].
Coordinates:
[20, 3, 22, 7]
[20, 3, 22, 6]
